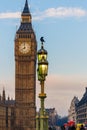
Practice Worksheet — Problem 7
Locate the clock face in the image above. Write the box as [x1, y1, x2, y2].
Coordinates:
[19, 42, 30, 54]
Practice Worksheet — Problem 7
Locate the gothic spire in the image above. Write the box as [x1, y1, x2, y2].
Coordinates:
[21, 0, 31, 23]
[22, 0, 30, 15]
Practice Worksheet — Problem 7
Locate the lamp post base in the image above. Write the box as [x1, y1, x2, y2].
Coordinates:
[36, 113, 49, 130]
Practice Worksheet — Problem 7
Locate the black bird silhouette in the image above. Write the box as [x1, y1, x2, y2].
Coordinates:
[40, 37, 45, 42]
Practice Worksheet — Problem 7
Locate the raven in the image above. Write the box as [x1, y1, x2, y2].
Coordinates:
[40, 37, 45, 42]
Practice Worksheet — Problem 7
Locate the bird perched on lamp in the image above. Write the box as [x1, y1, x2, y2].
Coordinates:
[40, 37, 45, 43]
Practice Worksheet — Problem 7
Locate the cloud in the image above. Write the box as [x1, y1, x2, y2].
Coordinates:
[33, 7, 87, 20]
[0, 73, 87, 116]
[0, 79, 15, 99]
[36, 74, 87, 116]
[0, 7, 86, 20]
[0, 12, 21, 19]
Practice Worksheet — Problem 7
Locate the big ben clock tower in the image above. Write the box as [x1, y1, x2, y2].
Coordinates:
[14, 0, 37, 130]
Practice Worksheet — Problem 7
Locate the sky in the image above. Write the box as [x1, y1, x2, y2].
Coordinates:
[0, 0, 87, 117]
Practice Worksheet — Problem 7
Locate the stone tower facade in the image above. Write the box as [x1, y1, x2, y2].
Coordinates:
[14, 0, 37, 129]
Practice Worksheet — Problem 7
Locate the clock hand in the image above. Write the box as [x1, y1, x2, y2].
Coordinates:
[23, 46, 26, 49]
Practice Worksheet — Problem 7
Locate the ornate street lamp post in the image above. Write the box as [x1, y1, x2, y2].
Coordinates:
[36, 37, 49, 130]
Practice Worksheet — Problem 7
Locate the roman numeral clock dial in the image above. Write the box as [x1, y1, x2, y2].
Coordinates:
[19, 42, 30, 54]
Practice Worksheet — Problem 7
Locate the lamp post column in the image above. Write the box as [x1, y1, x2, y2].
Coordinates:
[39, 81, 48, 130]
[36, 37, 49, 130]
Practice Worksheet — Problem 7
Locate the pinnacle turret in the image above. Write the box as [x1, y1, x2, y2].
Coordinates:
[2, 88, 6, 103]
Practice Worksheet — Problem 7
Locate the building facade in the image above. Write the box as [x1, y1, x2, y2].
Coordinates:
[0, 89, 15, 130]
[76, 87, 87, 123]
[0, 0, 37, 130]
[68, 96, 79, 123]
